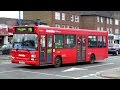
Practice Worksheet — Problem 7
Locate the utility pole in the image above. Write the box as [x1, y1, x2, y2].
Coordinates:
[19, 11, 21, 25]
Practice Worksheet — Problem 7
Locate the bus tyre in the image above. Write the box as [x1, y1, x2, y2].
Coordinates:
[90, 55, 95, 64]
[116, 51, 119, 55]
[54, 56, 62, 68]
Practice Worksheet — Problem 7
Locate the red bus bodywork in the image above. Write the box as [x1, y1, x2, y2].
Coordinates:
[10, 26, 108, 67]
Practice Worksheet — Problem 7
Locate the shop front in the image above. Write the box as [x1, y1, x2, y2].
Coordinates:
[0, 28, 9, 47]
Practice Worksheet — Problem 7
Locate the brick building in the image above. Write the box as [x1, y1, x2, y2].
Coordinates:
[23, 11, 120, 34]
[23, 11, 120, 44]
[23, 11, 81, 29]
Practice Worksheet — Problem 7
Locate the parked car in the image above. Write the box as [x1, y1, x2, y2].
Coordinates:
[108, 44, 120, 55]
[1, 44, 12, 55]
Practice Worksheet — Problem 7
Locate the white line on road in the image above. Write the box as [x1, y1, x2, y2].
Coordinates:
[0, 70, 21, 74]
[0, 63, 115, 79]
[62, 67, 88, 72]
[0, 69, 97, 79]
[82, 63, 114, 69]
[74, 74, 96, 79]
[62, 63, 114, 72]
[18, 70, 77, 79]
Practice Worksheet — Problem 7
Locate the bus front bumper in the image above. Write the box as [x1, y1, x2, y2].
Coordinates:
[11, 60, 39, 66]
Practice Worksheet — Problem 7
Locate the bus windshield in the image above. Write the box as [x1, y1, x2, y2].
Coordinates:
[12, 34, 38, 51]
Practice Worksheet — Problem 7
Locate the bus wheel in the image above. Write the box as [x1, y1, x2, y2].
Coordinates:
[54, 56, 62, 68]
[90, 54, 95, 64]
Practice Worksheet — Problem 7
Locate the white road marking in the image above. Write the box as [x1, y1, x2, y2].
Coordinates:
[0, 70, 21, 74]
[62, 63, 114, 72]
[19, 70, 77, 79]
[74, 74, 96, 79]
[0, 62, 115, 79]
[19, 70, 99, 79]
[0, 69, 76, 79]
[82, 63, 114, 69]
[0, 69, 97, 79]
[62, 67, 88, 72]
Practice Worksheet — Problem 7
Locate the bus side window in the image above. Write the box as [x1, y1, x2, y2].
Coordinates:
[65, 35, 76, 48]
[88, 36, 97, 48]
[98, 36, 102, 48]
[54, 34, 64, 48]
[103, 36, 106, 47]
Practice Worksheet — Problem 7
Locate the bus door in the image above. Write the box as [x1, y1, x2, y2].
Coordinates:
[46, 35, 53, 64]
[40, 35, 53, 64]
[77, 36, 86, 62]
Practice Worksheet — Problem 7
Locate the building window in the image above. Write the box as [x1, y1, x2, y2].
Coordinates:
[115, 29, 119, 34]
[109, 28, 112, 34]
[97, 16, 100, 22]
[71, 15, 74, 22]
[62, 25, 65, 28]
[70, 26, 74, 29]
[101, 17, 103, 23]
[101, 27, 104, 31]
[55, 12, 60, 20]
[75, 15, 79, 22]
[107, 18, 109, 24]
[97, 27, 100, 31]
[62, 13, 65, 20]
[75, 26, 79, 29]
[110, 18, 112, 24]
[66, 25, 69, 28]
[115, 19, 119, 25]
[55, 24, 60, 28]
[107, 28, 109, 34]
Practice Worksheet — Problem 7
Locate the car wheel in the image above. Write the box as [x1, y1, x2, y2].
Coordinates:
[113, 53, 115, 55]
[116, 51, 118, 55]
[116, 50, 119, 55]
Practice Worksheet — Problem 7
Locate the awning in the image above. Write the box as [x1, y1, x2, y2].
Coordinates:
[0, 28, 9, 36]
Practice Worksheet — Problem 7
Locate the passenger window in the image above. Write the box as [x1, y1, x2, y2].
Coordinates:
[54, 34, 64, 48]
[65, 35, 76, 48]
[88, 36, 97, 48]
[103, 36, 106, 47]
[98, 36, 102, 48]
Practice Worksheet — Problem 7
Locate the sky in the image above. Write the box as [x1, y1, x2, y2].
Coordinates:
[0, 11, 23, 19]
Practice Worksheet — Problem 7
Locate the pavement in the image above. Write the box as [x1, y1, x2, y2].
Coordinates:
[0, 55, 11, 61]
[0, 54, 120, 79]
[96, 67, 120, 79]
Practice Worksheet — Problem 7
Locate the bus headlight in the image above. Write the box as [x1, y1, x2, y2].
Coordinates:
[31, 54, 36, 61]
[12, 56, 15, 59]
[31, 55, 36, 58]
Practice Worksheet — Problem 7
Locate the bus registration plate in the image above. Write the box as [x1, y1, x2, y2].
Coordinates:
[19, 61, 25, 64]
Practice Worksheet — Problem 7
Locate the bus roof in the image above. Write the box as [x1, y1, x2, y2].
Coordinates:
[37, 26, 108, 35]
[13, 25, 108, 35]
